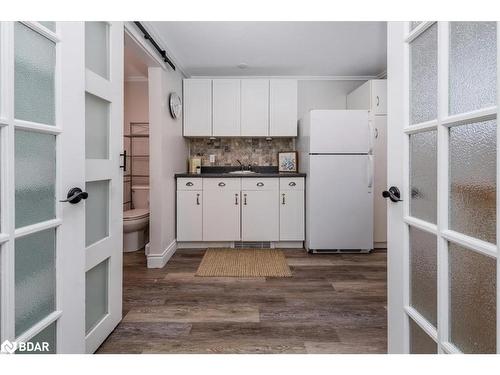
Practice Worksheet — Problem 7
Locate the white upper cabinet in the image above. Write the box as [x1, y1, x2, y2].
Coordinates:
[269, 79, 298, 137]
[346, 79, 387, 115]
[241, 79, 269, 136]
[183, 79, 297, 137]
[212, 79, 241, 136]
[183, 79, 212, 137]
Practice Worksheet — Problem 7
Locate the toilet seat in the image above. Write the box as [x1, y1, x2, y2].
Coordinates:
[123, 208, 149, 221]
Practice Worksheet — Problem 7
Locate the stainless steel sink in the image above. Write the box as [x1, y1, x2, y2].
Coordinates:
[227, 170, 257, 174]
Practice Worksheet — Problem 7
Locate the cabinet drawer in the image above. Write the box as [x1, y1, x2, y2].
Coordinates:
[280, 177, 304, 190]
[203, 178, 241, 190]
[177, 178, 202, 191]
[241, 178, 279, 191]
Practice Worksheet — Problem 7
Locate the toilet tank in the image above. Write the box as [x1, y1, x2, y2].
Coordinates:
[131, 185, 149, 209]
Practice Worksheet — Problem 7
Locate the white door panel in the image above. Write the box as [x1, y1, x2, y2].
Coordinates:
[242, 190, 279, 241]
[241, 79, 269, 136]
[177, 191, 202, 241]
[203, 188, 240, 241]
[309, 155, 373, 250]
[279, 190, 305, 241]
[212, 79, 240, 136]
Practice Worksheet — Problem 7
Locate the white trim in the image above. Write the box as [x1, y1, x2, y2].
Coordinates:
[13, 119, 61, 135]
[177, 241, 233, 249]
[442, 230, 497, 259]
[441, 106, 497, 127]
[273, 241, 304, 248]
[436, 21, 450, 353]
[0, 119, 7, 126]
[403, 216, 438, 235]
[125, 75, 148, 82]
[405, 306, 438, 342]
[15, 310, 62, 342]
[441, 341, 462, 354]
[403, 119, 438, 134]
[405, 21, 436, 43]
[147, 239, 177, 268]
[496, 19, 499, 356]
[0, 233, 9, 244]
[190, 75, 378, 81]
[20, 21, 60, 44]
[14, 218, 62, 239]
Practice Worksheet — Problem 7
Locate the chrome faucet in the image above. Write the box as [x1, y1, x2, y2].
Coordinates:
[236, 159, 244, 171]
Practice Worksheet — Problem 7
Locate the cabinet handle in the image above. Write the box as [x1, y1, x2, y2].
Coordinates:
[375, 128, 379, 139]
[289, 182, 296, 187]
[256, 182, 264, 187]
[376, 96, 380, 106]
[282, 193, 286, 205]
[235, 193, 239, 205]
[218, 182, 226, 187]
[186, 182, 194, 186]
[243, 193, 247, 205]
[196, 193, 200, 205]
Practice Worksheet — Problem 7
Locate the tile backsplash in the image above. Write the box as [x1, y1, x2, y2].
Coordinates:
[189, 138, 295, 166]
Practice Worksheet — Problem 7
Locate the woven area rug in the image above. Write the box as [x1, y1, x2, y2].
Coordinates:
[195, 248, 292, 277]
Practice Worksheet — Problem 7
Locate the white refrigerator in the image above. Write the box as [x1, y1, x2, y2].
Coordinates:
[298, 110, 374, 252]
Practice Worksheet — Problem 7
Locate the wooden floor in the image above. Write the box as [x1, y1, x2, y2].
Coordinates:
[97, 249, 387, 354]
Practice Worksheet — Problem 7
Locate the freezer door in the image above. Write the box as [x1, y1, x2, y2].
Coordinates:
[308, 155, 373, 250]
[309, 110, 372, 154]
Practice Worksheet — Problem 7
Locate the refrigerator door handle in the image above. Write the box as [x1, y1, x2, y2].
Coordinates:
[367, 155, 374, 189]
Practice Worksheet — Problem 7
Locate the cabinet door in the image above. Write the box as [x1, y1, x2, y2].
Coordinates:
[279, 190, 305, 241]
[213, 79, 240, 136]
[242, 190, 279, 241]
[371, 79, 387, 115]
[241, 79, 269, 136]
[373, 116, 387, 244]
[203, 188, 241, 241]
[183, 79, 212, 137]
[177, 191, 203, 241]
[269, 79, 297, 137]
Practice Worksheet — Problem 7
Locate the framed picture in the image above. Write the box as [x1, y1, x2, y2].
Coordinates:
[278, 151, 298, 172]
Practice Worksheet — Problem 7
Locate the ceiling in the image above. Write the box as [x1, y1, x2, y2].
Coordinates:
[148, 22, 387, 77]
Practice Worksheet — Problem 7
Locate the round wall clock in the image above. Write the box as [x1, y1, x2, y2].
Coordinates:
[169, 92, 182, 119]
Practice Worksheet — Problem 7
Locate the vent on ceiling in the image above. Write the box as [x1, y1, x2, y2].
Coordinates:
[234, 241, 272, 249]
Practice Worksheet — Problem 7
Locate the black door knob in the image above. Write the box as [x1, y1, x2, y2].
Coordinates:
[382, 186, 403, 202]
[60, 187, 89, 204]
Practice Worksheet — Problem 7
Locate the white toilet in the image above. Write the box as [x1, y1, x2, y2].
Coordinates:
[123, 185, 150, 252]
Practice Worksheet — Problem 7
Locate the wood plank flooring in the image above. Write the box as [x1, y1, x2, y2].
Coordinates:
[96, 249, 387, 354]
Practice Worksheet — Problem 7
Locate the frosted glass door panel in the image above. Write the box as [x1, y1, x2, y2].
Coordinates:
[409, 319, 438, 354]
[17, 322, 56, 354]
[449, 22, 497, 115]
[85, 22, 109, 79]
[85, 180, 109, 246]
[409, 227, 437, 327]
[85, 93, 109, 159]
[38, 22, 56, 32]
[409, 23, 437, 124]
[449, 120, 496, 243]
[15, 130, 56, 228]
[15, 229, 55, 337]
[409, 130, 437, 223]
[85, 259, 108, 334]
[449, 243, 496, 353]
[14, 22, 55, 125]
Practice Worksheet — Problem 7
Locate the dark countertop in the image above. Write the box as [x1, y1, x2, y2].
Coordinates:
[175, 166, 306, 178]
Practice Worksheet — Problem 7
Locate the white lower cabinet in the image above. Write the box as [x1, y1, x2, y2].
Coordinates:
[279, 190, 305, 241]
[176, 177, 304, 243]
[242, 190, 279, 241]
[176, 190, 203, 241]
[203, 179, 241, 241]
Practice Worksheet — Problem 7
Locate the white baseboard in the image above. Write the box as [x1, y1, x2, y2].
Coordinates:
[176, 241, 304, 249]
[374, 241, 387, 249]
[147, 240, 177, 268]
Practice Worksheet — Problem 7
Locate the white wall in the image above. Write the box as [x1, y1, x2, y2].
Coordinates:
[147, 67, 189, 268]
[124, 80, 149, 133]
[297, 80, 365, 121]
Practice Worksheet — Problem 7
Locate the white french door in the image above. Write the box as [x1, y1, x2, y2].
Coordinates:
[83, 21, 123, 354]
[387, 22, 499, 354]
[0, 21, 123, 354]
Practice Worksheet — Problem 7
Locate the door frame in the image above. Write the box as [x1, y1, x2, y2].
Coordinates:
[0, 21, 86, 353]
[387, 21, 499, 354]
